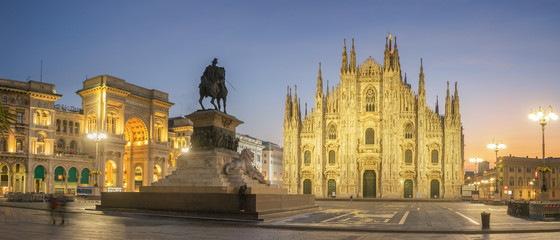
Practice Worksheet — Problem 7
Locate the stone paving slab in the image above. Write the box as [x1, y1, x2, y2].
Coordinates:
[1, 197, 560, 234]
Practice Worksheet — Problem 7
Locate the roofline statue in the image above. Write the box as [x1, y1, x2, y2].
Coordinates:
[199, 58, 228, 113]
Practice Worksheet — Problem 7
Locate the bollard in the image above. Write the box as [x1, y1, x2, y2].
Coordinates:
[481, 212, 491, 229]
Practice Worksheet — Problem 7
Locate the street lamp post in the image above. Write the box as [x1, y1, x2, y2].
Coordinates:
[88, 132, 107, 190]
[488, 141, 505, 200]
[487, 141, 506, 163]
[469, 157, 483, 175]
[529, 106, 557, 193]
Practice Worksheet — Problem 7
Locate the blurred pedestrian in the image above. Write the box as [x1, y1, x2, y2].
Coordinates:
[58, 195, 66, 225]
[49, 194, 59, 224]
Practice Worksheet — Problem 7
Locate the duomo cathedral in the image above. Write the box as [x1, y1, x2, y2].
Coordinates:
[283, 35, 464, 199]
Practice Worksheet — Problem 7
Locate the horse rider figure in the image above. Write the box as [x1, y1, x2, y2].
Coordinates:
[199, 58, 228, 113]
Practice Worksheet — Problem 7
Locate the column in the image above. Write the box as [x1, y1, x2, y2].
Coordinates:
[117, 153, 124, 189]
[147, 158, 153, 186]
[128, 145, 134, 192]
[25, 170, 33, 193]
[7, 171, 12, 192]
[99, 144, 106, 192]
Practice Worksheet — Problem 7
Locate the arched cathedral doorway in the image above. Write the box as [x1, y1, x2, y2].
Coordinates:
[404, 179, 413, 198]
[363, 170, 376, 198]
[430, 179, 440, 199]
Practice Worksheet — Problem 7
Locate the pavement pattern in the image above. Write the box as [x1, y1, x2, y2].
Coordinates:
[1, 198, 559, 240]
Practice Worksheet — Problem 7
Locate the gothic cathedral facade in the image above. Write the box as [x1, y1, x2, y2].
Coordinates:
[283, 35, 464, 199]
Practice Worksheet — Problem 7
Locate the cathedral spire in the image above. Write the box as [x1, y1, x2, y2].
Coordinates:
[419, 58, 425, 91]
[316, 62, 323, 95]
[293, 85, 301, 122]
[305, 103, 308, 117]
[349, 38, 356, 70]
[326, 79, 330, 95]
[341, 39, 348, 72]
[285, 86, 292, 120]
[445, 81, 452, 116]
[453, 81, 460, 115]
[404, 73, 407, 84]
[389, 34, 392, 52]
[435, 95, 439, 114]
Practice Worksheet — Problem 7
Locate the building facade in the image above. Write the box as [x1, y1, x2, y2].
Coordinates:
[262, 141, 283, 185]
[495, 156, 560, 201]
[283, 35, 464, 199]
[236, 133, 264, 171]
[0, 75, 190, 195]
[0, 78, 92, 194]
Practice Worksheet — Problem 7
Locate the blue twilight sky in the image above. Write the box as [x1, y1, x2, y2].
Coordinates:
[1, 1, 560, 171]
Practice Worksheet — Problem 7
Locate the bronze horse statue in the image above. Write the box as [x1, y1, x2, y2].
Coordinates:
[199, 58, 228, 113]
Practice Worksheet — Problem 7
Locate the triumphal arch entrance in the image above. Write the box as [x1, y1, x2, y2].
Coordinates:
[77, 75, 173, 192]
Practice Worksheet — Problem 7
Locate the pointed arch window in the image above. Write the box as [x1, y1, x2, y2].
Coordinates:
[328, 150, 336, 164]
[304, 150, 311, 164]
[431, 150, 439, 164]
[328, 125, 337, 140]
[365, 89, 375, 112]
[365, 128, 374, 144]
[404, 123, 413, 139]
[405, 149, 412, 164]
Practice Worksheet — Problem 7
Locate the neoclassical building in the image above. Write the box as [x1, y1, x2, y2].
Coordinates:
[0, 75, 192, 195]
[283, 35, 464, 199]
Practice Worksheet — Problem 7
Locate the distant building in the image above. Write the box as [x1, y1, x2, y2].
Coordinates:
[496, 156, 560, 201]
[464, 171, 474, 181]
[262, 141, 283, 185]
[466, 156, 560, 201]
[168, 116, 193, 174]
[236, 134, 264, 171]
[478, 161, 490, 174]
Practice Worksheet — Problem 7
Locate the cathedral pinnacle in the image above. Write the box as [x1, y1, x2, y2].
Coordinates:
[285, 86, 292, 120]
[350, 38, 356, 70]
[436, 96, 439, 114]
[317, 62, 323, 95]
[341, 39, 348, 72]
[445, 81, 452, 116]
[404, 73, 407, 84]
[453, 82, 460, 115]
[419, 58, 425, 91]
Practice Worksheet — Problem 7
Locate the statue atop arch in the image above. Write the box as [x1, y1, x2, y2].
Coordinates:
[199, 58, 228, 113]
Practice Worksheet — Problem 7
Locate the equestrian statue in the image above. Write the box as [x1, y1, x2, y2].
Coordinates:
[199, 58, 228, 113]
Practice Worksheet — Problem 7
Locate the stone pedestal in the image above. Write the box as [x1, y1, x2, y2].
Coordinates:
[539, 192, 550, 202]
[98, 110, 315, 220]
